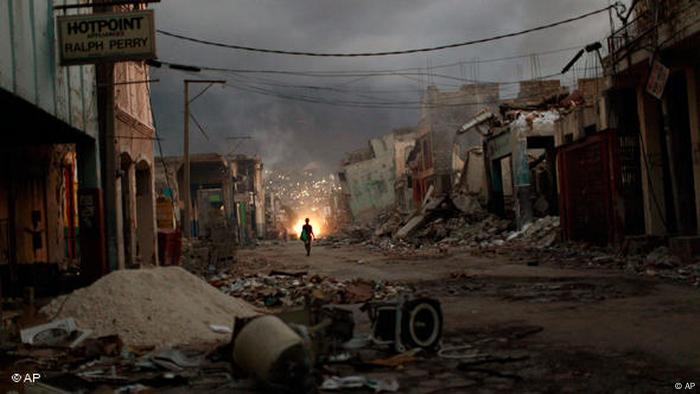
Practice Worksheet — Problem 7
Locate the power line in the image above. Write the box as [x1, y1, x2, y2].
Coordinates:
[217, 76, 568, 110]
[154, 59, 603, 88]
[156, 5, 614, 57]
[154, 61, 603, 108]
[148, 41, 589, 83]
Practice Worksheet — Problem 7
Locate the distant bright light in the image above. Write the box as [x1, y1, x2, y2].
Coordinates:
[291, 213, 324, 238]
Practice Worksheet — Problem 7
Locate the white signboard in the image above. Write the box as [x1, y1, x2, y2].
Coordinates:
[57, 10, 156, 65]
[646, 60, 670, 100]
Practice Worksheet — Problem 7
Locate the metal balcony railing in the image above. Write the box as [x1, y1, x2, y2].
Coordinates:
[606, 0, 696, 69]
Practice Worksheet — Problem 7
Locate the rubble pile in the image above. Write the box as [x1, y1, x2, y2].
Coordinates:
[180, 229, 239, 277]
[359, 204, 559, 256]
[208, 272, 408, 307]
[620, 246, 700, 285]
[180, 237, 211, 275]
[503, 216, 560, 248]
[501, 241, 700, 286]
[41, 267, 258, 347]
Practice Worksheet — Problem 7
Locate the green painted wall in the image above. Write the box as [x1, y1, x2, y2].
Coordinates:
[343, 134, 397, 222]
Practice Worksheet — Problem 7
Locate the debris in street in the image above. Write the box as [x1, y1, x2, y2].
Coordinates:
[232, 315, 314, 391]
[150, 347, 205, 371]
[41, 267, 258, 347]
[368, 348, 422, 367]
[209, 324, 233, 334]
[20, 318, 91, 348]
[210, 272, 407, 307]
[366, 297, 443, 353]
[321, 376, 400, 392]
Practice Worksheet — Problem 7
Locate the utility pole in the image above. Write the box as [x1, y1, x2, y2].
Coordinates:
[182, 79, 225, 238]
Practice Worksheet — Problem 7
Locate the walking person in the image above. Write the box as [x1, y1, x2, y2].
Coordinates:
[300, 218, 315, 256]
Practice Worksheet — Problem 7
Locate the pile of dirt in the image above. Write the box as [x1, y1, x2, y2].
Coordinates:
[41, 266, 258, 347]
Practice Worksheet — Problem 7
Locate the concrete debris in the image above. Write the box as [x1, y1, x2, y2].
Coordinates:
[451, 193, 485, 217]
[358, 213, 549, 257]
[645, 246, 682, 269]
[394, 214, 427, 239]
[343, 204, 700, 286]
[209, 272, 407, 307]
[181, 236, 238, 277]
[41, 267, 258, 347]
[374, 211, 403, 237]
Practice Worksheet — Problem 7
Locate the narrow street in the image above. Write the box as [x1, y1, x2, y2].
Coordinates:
[237, 242, 700, 391]
[3, 0, 700, 392]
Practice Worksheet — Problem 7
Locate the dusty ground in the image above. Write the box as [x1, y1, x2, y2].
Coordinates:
[239, 241, 700, 393]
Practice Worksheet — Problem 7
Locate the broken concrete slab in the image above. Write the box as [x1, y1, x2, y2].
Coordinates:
[451, 193, 483, 216]
[394, 214, 427, 239]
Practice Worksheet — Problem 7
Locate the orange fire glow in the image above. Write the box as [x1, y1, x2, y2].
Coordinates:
[291, 214, 324, 238]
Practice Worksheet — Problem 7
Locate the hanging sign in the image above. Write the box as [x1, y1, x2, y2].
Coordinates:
[57, 10, 156, 65]
[646, 60, 670, 100]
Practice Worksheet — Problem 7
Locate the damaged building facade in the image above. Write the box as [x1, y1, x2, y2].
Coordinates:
[1, 2, 162, 298]
[478, 81, 565, 228]
[154, 153, 265, 245]
[339, 130, 418, 222]
[410, 83, 500, 206]
[1, 3, 161, 296]
[553, 0, 700, 251]
[1, 1, 104, 295]
[106, 61, 158, 269]
[230, 154, 265, 243]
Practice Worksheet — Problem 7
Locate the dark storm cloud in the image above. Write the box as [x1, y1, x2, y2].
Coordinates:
[150, 0, 627, 170]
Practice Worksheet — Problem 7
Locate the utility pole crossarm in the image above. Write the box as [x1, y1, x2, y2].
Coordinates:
[182, 79, 225, 239]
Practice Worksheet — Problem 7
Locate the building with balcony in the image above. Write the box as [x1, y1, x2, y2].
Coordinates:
[604, 0, 700, 247]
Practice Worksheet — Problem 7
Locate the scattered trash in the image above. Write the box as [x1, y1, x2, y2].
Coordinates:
[366, 297, 443, 353]
[150, 347, 205, 371]
[20, 318, 92, 348]
[321, 376, 400, 392]
[209, 324, 233, 334]
[328, 352, 353, 362]
[232, 315, 314, 392]
[210, 272, 407, 308]
[368, 348, 421, 367]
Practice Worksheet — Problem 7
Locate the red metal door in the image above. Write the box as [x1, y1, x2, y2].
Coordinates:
[558, 132, 616, 244]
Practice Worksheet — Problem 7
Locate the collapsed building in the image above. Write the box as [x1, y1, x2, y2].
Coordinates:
[338, 81, 565, 229]
[409, 83, 501, 206]
[339, 128, 418, 222]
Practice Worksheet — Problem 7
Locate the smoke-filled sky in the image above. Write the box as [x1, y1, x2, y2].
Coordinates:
[149, 0, 628, 172]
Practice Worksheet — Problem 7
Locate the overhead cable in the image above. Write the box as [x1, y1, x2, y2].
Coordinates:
[156, 5, 615, 57]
